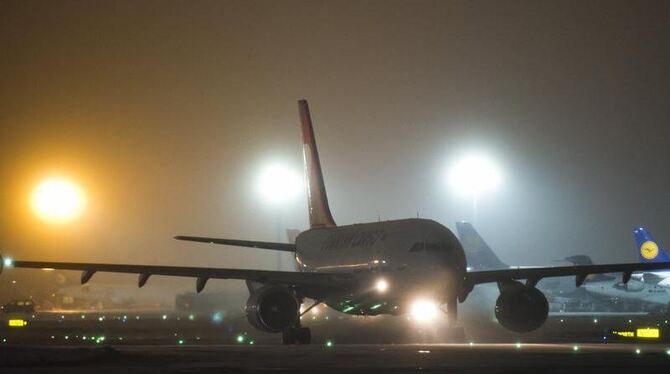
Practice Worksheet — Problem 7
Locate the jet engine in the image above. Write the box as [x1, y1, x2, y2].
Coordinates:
[246, 286, 300, 333]
[494, 285, 548, 333]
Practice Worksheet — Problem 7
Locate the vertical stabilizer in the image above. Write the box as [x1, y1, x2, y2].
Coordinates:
[633, 227, 670, 263]
[456, 221, 508, 270]
[299, 100, 336, 228]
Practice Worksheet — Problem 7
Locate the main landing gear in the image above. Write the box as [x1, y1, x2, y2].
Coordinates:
[282, 326, 311, 345]
[281, 299, 318, 344]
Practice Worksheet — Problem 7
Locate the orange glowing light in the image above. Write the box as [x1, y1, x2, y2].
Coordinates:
[31, 177, 86, 223]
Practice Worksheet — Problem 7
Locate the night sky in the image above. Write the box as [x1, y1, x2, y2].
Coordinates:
[1, 0, 670, 299]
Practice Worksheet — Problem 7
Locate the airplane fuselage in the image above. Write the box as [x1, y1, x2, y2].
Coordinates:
[584, 279, 670, 306]
[294, 218, 466, 316]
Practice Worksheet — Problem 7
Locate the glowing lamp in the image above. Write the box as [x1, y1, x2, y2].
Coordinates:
[31, 177, 86, 223]
[257, 163, 302, 204]
[409, 299, 439, 323]
[375, 278, 389, 293]
[448, 153, 502, 196]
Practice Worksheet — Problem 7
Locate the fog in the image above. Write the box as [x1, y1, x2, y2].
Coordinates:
[1, 0, 670, 306]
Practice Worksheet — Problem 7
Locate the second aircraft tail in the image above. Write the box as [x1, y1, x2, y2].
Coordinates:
[633, 227, 670, 263]
[456, 221, 508, 270]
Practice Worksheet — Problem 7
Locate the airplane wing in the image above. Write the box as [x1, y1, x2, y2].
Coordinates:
[0, 255, 350, 298]
[465, 261, 670, 288]
[174, 236, 296, 252]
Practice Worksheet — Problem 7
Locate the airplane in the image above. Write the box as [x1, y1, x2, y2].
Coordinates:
[579, 227, 670, 310]
[456, 221, 632, 314]
[633, 227, 670, 284]
[3, 100, 670, 344]
[456, 221, 605, 276]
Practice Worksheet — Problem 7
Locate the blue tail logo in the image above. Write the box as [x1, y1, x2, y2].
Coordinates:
[633, 227, 670, 263]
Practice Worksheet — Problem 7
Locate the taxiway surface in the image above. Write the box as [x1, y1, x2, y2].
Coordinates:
[2, 343, 670, 373]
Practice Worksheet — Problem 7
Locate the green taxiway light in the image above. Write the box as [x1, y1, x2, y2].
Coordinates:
[635, 348, 641, 354]
[178, 339, 184, 345]
[573, 346, 579, 352]
[236, 335, 245, 343]
[665, 349, 670, 356]
[515, 342, 522, 349]
[325, 340, 334, 348]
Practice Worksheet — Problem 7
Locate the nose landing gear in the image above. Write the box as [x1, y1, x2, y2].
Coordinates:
[440, 298, 466, 342]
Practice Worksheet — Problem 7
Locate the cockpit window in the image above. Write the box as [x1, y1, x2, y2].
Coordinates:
[409, 242, 424, 252]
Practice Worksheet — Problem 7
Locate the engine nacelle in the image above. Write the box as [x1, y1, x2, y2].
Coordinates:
[495, 285, 548, 333]
[246, 286, 299, 333]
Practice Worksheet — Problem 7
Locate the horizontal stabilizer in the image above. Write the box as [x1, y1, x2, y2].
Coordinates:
[174, 236, 296, 252]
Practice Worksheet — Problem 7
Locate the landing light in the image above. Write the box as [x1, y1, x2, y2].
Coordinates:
[410, 299, 438, 323]
[375, 279, 389, 293]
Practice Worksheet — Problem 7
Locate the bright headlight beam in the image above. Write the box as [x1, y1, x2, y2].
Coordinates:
[375, 278, 389, 293]
[409, 299, 439, 323]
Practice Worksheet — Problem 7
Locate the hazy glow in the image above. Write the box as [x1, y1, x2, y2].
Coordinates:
[3, 257, 12, 267]
[448, 153, 502, 196]
[409, 299, 438, 323]
[257, 163, 303, 204]
[375, 278, 389, 293]
[31, 177, 86, 223]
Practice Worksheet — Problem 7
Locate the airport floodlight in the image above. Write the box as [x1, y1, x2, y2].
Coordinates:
[31, 177, 86, 223]
[448, 153, 502, 197]
[257, 162, 303, 204]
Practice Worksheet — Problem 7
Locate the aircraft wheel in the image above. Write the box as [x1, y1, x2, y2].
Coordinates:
[282, 327, 311, 345]
[295, 327, 311, 345]
[282, 328, 297, 345]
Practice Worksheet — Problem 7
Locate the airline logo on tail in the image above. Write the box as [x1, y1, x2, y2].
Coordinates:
[633, 227, 670, 263]
[640, 241, 659, 260]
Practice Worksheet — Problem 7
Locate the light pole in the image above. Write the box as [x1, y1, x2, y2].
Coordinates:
[448, 153, 502, 224]
[257, 162, 302, 270]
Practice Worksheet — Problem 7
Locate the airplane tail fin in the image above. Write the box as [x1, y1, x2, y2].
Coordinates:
[299, 100, 336, 229]
[633, 227, 670, 263]
[456, 221, 508, 270]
